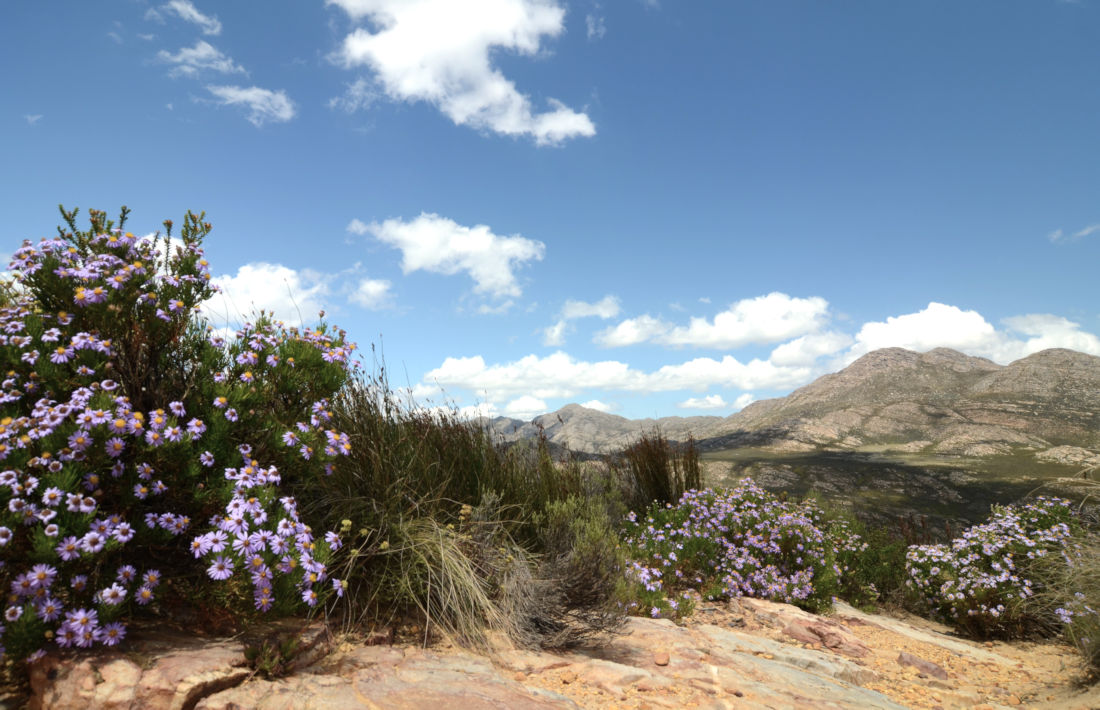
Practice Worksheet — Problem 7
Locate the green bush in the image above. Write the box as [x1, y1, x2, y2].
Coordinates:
[303, 374, 625, 649]
[0, 206, 354, 661]
[905, 497, 1082, 637]
[621, 479, 867, 618]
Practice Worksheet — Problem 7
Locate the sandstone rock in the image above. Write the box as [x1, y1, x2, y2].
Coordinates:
[652, 650, 670, 666]
[896, 651, 948, 680]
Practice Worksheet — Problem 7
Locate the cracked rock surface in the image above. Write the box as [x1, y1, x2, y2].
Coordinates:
[25, 599, 1100, 710]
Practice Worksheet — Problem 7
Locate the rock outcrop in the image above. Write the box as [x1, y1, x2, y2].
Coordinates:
[23, 599, 1100, 710]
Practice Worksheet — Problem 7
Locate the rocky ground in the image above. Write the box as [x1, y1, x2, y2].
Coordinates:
[13, 598, 1100, 710]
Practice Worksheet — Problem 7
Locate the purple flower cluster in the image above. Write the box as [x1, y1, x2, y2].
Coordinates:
[622, 478, 865, 617]
[0, 218, 357, 661]
[905, 496, 1084, 635]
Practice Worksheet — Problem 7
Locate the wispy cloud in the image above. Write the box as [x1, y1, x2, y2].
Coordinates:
[348, 213, 545, 302]
[159, 41, 246, 78]
[205, 85, 296, 126]
[327, 0, 595, 145]
[147, 0, 222, 36]
[327, 78, 377, 113]
[1049, 223, 1100, 243]
[24, 114, 42, 126]
[585, 13, 606, 40]
[543, 295, 620, 345]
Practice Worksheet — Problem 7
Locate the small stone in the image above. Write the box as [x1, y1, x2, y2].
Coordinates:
[1006, 696, 1021, 706]
[653, 651, 670, 667]
[560, 670, 577, 684]
[512, 672, 525, 682]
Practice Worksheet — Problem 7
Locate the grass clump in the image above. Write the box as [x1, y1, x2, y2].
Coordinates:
[299, 373, 626, 650]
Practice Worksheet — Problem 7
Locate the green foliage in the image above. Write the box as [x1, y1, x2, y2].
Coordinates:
[302, 372, 625, 649]
[617, 430, 700, 512]
[243, 632, 302, 679]
[0, 206, 355, 661]
[621, 479, 867, 618]
[905, 497, 1082, 638]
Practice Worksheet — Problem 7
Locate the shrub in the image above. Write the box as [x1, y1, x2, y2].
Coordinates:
[0, 206, 355, 661]
[905, 496, 1082, 637]
[304, 374, 625, 649]
[621, 478, 866, 617]
[617, 430, 700, 513]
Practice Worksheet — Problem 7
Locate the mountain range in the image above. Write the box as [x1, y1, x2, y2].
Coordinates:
[489, 347, 1100, 524]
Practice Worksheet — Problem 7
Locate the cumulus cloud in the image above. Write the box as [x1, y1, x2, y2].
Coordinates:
[204, 262, 329, 327]
[732, 393, 756, 411]
[206, 85, 296, 126]
[677, 394, 727, 410]
[326, 0, 595, 145]
[843, 302, 1100, 364]
[543, 295, 620, 345]
[349, 277, 393, 310]
[148, 1, 222, 35]
[594, 314, 667, 347]
[580, 399, 613, 412]
[417, 350, 813, 404]
[159, 41, 246, 77]
[1049, 223, 1100, 243]
[348, 213, 544, 300]
[504, 394, 548, 419]
[596, 293, 828, 349]
[769, 331, 853, 367]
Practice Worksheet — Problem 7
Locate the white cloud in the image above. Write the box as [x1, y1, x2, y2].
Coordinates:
[580, 399, 613, 412]
[585, 13, 606, 40]
[846, 303, 998, 361]
[594, 313, 667, 347]
[138, 33, 156, 41]
[562, 295, 620, 320]
[350, 213, 544, 300]
[844, 302, 1100, 364]
[107, 31, 123, 44]
[159, 41, 246, 77]
[769, 331, 853, 367]
[543, 295, 620, 345]
[596, 293, 829, 349]
[327, 0, 595, 145]
[206, 85, 296, 126]
[1000, 314, 1100, 359]
[328, 78, 378, 113]
[504, 394, 548, 419]
[677, 394, 727, 410]
[24, 114, 42, 126]
[349, 277, 393, 310]
[732, 393, 755, 411]
[149, 1, 222, 35]
[1050, 223, 1100, 243]
[204, 262, 329, 327]
[542, 319, 568, 346]
[418, 350, 813, 403]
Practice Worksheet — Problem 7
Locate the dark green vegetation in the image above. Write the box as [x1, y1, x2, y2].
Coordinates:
[703, 446, 1086, 529]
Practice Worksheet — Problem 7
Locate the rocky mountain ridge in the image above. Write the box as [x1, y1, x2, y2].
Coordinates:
[490, 348, 1100, 465]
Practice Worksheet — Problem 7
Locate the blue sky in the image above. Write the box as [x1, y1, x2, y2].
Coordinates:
[4, 0, 1099, 420]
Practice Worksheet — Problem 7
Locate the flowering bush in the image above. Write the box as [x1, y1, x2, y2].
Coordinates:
[0, 206, 355, 661]
[905, 496, 1083, 637]
[621, 478, 867, 617]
